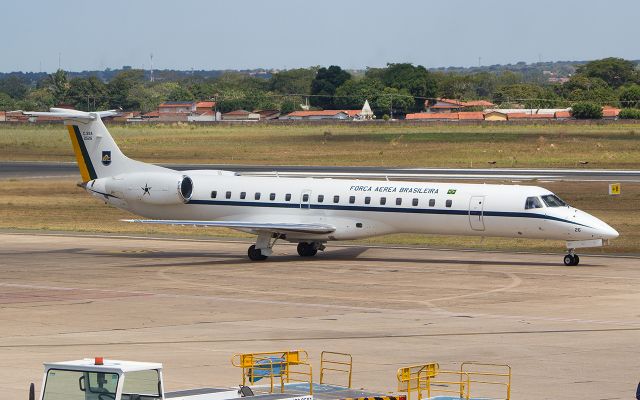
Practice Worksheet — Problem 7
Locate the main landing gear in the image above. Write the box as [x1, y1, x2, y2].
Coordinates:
[297, 242, 325, 257]
[563, 249, 580, 266]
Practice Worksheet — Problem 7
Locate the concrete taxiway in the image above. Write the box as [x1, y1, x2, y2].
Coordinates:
[0, 233, 639, 400]
[2, 161, 640, 182]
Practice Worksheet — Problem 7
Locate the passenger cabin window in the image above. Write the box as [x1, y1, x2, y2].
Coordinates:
[302, 193, 309, 202]
[396, 198, 402, 206]
[525, 196, 543, 210]
[445, 199, 452, 208]
[333, 195, 340, 203]
[412, 198, 419, 206]
[429, 199, 435, 207]
[317, 194, 324, 203]
[285, 193, 291, 201]
[380, 197, 386, 205]
[240, 192, 246, 199]
[270, 193, 276, 201]
[541, 194, 567, 207]
[255, 192, 261, 200]
[349, 196, 355, 204]
[211, 190, 217, 199]
[225, 191, 231, 199]
[364, 196, 371, 205]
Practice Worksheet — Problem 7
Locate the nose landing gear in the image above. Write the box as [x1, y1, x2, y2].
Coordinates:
[563, 249, 580, 266]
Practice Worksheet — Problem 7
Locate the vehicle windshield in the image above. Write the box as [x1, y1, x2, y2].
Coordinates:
[121, 369, 161, 399]
[43, 369, 119, 400]
[541, 194, 568, 207]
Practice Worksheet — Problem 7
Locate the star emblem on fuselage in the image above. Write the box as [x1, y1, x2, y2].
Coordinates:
[142, 183, 152, 196]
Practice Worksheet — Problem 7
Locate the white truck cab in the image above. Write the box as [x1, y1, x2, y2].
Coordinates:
[38, 358, 242, 400]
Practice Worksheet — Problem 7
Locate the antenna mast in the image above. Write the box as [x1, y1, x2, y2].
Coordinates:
[150, 53, 154, 82]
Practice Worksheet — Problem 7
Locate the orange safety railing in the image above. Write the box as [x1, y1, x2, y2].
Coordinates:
[248, 356, 285, 393]
[320, 351, 353, 388]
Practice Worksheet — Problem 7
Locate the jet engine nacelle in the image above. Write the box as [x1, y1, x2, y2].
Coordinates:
[103, 172, 193, 205]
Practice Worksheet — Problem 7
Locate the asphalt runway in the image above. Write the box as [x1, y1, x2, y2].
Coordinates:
[0, 233, 639, 400]
[2, 161, 640, 182]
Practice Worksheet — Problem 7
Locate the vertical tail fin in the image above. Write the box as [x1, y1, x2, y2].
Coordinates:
[24, 109, 167, 181]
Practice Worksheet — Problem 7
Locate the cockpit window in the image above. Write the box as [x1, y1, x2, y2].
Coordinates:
[541, 194, 567, 207]
[525, 196, 543, 210]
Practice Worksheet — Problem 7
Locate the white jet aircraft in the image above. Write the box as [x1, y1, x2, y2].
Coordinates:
[25, 108, 619, 265]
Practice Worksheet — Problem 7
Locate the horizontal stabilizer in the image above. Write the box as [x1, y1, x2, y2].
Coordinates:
[123, 219, 336, 234]
[23, 108, 119, 121]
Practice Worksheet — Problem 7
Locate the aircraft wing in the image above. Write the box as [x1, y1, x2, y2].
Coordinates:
[123, 219, 335, 234]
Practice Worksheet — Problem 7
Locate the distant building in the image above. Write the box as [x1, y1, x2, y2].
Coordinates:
[356, 100, 374, 120]
[425, 98, 496, 113]
[189, 101, 219, 122]
[0, 111, 5, 122]
[158, 101, 197, 122]
[405, 112, 484, 121]
[602, 107, 621, 119]
[222, 109, 261, 121]
[254, 110, 281, 120]
[281, 110, 353, 120]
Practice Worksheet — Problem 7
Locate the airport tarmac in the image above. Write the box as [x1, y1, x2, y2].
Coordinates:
[0, 232, 639, 400]
[3, 161, 640, 182]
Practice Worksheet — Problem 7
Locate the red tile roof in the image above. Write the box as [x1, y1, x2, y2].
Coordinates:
[463, 100, 495, 107]
[223, 109, 251, 116]
[602, 108, 620, 117]
[196, 101, 215, 108]
[159, 102, 194, 108]
[142, 111, 159, 117]
[554, 111, 571, 118]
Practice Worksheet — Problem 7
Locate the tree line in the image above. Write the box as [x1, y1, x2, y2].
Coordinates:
[1, 58, 639, 118]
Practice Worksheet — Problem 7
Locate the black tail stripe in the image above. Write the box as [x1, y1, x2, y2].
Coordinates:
[73, 125, 97, 180]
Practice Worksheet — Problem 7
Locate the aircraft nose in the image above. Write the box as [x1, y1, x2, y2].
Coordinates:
[600, 223, 619, 239]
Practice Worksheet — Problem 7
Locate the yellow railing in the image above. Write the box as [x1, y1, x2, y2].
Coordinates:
[249, 356, 285, 393]
[320, 351, 353, 388]
[231, 350, 309, 387]
[396, 363, 439, 400]
[418, 370, 470, 400]
[284, 361, 314, 395]
[460, 362, 512, 400]
[397, 361, 512, 400]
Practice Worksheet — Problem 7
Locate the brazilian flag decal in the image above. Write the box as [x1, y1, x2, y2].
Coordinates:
[447, 189, 457, 195]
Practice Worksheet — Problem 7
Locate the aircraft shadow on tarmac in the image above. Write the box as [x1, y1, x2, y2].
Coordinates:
[68, 245, 592, 268]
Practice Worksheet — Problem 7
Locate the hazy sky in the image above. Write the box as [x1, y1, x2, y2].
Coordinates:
[2, 0, 639, 73]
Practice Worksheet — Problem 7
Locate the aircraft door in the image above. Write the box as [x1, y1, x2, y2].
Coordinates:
[469, 196, 485, 231]
[300, 189, 312, 209]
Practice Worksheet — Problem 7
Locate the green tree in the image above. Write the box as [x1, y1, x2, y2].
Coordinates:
[619, 85, 640, 108]
[576, 58, 638, 88]
[166, 85, 195, 102]
[44, 69, 69, 104]
[310, 66, 351, 109]
[570, 102, 603, 119]
[67, 76, 108, 111]
[618, 108, 640, 119]
[334, 78, 384, 109]
[0, 75, 28, 99]
[493, 84, 559, 108]
[25, 88, 55, 110]
[107, 70, 145, 110]
[0, 92, 15, 110]
[375, 63, 437, 111]
[269, 68, 316, 95]
[375, 87, 414, 116]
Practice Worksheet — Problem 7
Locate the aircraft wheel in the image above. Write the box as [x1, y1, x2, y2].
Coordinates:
[248, 245, 268, 261]
[297, 242, 318, 257]
[563, 254, 575, 266]
[573, 255, 580, 265]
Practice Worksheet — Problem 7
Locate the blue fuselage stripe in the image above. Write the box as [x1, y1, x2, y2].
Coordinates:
[186, 199, 590, 228]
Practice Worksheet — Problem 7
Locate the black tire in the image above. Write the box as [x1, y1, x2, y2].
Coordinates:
[248, 245, 268, 261]
[297, 242, 318, 257]
[563, 254, 574, 266]
[573, 255, 580, 266]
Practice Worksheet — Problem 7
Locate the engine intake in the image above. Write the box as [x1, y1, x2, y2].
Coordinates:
[104, 172, 194, 205]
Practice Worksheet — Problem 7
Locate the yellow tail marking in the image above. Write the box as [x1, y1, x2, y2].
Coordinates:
[67, 125, 90, 182]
